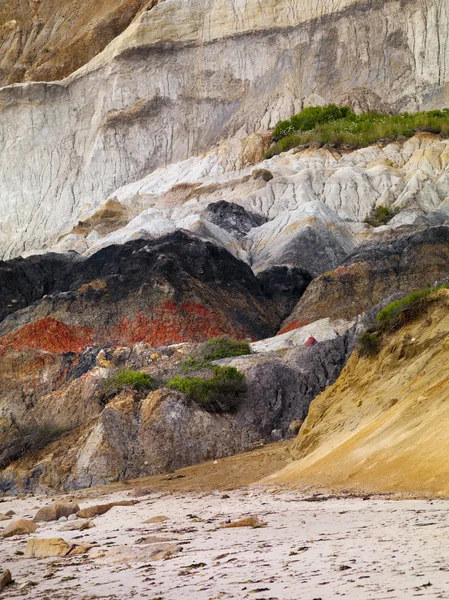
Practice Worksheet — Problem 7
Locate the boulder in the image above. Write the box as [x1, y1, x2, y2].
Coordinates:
[145, 515, 169, 524]
[221, 515, 267, 528]
[0, 569, 12, 592]
[24, 538, 92, 558]
[59, 520, 95, 532]
[33, 502, 80, 522]
[2, 519, 39, 538]
[76, 500, 136, 519]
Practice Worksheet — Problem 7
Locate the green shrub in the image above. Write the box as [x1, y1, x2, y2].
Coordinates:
[266, 107, 449, 158]
[195, 336, 251, 361]
[377, 283, 449, 329]
[359, 332, 380, 357]
[167, 366, 246, 412]
[0, 424, 68, 469]
[365, 205, 399, 227]
[102, 369, 153, 394]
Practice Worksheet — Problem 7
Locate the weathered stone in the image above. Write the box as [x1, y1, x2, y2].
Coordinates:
[0, 569, 12, 592]
[144, 516, 169, 524]
[221, 515, 267, 528]
[59, 520, 95, 532]
[0, 232, 279, 348]
[33, 502, 80, 522]
[76, 500, 137, 519]
[2, 519, 38, 538]
[24, 538, 92, 558]
[285, 226, 449, 326]
[1, 0, 448, 260]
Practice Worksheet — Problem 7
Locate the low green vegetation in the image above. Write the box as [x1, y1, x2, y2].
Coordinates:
[194, 336, 251, 361]
[365, 205, 399, 227]
[181, 357, 214, 373]
[266, 106, 449, 158]
[168, 365, 246, 412]
[102, 369, 153, 393]
[272, 104, 353, 141]
[252, 168, 274, 182]
[376, 283, 449, 330]
[358, 332, 380, 357]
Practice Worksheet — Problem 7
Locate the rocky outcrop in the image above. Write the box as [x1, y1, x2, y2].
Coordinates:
[0, 327, 355, 493]
[1, 0, 448, 258]
[272, 290, 449, 496]
[283, 226, 449, 327]
[204, 201, 266, 238]
[256, 266, 312, 321]
[0, 231, 287, 351]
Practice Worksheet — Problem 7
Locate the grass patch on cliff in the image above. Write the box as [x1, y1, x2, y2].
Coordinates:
[365, 205, 399, 227]
[194, 336, 251, 361]
[0, 424, 68, 469]
[181, 358, 214, 373]
[167, 366, 246, 413]
[265, 106, 449, 158]
[100, 369, 154, 404]
[377, 283, 449, 330]
[358, 332, 380, 357]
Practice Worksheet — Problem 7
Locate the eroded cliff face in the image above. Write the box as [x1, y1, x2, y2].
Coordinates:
[1, 0, 448, 259]
[0, 0, 149, 86]
[271, 290, 449, 496]
[2, 0, 449, 494]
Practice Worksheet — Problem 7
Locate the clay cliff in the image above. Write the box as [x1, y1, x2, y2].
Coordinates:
[1, 0, 449, 258]
[0, 0, 148, 86]
[2, 0, 449, 495]
[272, 290, 449, 496]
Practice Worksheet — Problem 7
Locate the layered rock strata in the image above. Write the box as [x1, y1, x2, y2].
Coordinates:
[1, 0, 448, 258]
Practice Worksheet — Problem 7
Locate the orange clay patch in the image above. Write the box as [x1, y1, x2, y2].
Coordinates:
[0, 318, 93, 354]
[114, 302, 246, 346]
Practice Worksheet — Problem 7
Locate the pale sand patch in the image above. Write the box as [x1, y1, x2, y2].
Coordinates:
[1, 487, 449, 599]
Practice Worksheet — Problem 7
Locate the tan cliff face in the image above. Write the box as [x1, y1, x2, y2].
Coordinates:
[0, 0, 150, 86]
[271, 290, 449, 497]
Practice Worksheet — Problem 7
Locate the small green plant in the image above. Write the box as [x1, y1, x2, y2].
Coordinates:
[377, 283, 449, 330]
[102, 369, 153, 393]
[359, 332, 380, 357]
[195, 336, 251, 361]
[365, 205, 399, 227]
[167, 366, 246, 412]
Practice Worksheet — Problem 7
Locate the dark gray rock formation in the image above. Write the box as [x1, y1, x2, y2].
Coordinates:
[204, 200, 266, 238]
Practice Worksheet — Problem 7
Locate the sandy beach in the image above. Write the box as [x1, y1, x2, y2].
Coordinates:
[2, 483, 449, 600]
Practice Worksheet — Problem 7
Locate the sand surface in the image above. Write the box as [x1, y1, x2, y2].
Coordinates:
[2, 485, 449, 600]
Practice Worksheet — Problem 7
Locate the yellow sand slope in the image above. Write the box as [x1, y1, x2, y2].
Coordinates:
[271, 290, 449, 496]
